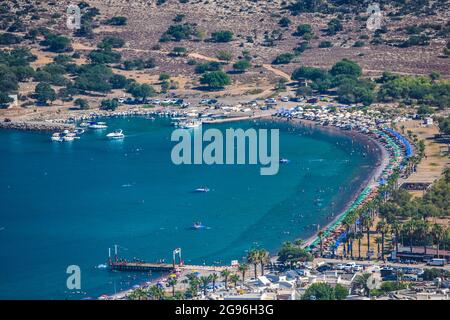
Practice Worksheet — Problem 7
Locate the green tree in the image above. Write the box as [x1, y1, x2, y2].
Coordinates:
[100, 99, 119, 111]
[331, 59, 362, 78]
[302, 283, 335, 300]
[210, 273, 219, 292]
[353, 273, 371, 297]
[199, 71, 231, 89]
[229, 274, 240, 288]
[295, 24, 312, 36]
[326, 18, 343, 35]
[34, 82, 56, 104]
[211, 31, 233, 42]
[279, 17, 291, 28]
[272, 53, 294, 65]
[238, 263, 249, 284]
[40, 34, 72, 53]
[233, 60, 251, 73]
[106, 16, 127, 26]
[74, 98, 89, 110]
[221, 269, 231, 290]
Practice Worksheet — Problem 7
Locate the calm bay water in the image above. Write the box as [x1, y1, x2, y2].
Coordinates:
[0, 117, 378, 299]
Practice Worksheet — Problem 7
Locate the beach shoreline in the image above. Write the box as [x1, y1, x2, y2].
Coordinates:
[262, 116, 391, 251]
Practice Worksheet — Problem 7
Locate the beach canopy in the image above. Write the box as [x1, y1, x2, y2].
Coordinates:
[385, 128, 413, 158]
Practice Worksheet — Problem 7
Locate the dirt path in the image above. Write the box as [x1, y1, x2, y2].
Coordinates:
[262, 64, 291, 80]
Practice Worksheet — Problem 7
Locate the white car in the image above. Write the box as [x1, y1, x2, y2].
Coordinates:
[369, 265, 381, 273]
[281, 96, 290, 102]
[335, 264, 346, 270]
[353, 265, 364, 272]
[152, 99, 161, 105]
[343, 263, 356, 272]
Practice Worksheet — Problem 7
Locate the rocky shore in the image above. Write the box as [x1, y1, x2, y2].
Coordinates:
[0, 121, 75, 132]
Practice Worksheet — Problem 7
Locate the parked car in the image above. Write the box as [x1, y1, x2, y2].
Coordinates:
[427, 258, 447, 266]
[316, 264, 332, 273]
[343, 263, 356, 272]
[353, 265, 364, 272]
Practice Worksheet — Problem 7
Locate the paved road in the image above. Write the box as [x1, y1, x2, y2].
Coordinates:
[315, 257, 450, 271]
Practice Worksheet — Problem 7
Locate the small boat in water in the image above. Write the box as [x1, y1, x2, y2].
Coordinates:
[106, 129, 124, 139]
[89, 122, 108, 129]
[280, 158, 290, 164]
[179, 120, 201, 129]
[194, 187, 210, 193]
[51, 133, 63, 142]
[63, 135, 75, 142]
[191, 222, 206, 230]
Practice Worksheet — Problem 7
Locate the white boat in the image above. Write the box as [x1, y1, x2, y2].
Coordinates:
[106, 129, 124, 139]
[89, 122, 108, 129]
[194, 187, 210, 193]
[179, 120, 201, 129]
[63, 136, 75, 142]
[79, 122, 89, 127]
[51, 133, 62, 142]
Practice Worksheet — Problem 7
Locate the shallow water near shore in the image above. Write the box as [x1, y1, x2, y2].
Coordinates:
[0, 117, 380, 299]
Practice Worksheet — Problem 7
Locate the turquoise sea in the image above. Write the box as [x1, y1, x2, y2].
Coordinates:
[0, 117, 380, 299]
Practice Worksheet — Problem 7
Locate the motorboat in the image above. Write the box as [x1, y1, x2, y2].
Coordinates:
[89, 121, 108, 129]
[179, 120, 201, 129]
[194, 187, 210, 193]
[51, 133, 62, 142]
[63, 135, 75, 142]
[191, 222, 206, 230]
[280, 158, 290, 164]
[106, 129, 125, 139]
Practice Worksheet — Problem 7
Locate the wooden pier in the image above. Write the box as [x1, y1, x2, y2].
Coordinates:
[107, 246, 231, 273]
[109, 261, 231, 272]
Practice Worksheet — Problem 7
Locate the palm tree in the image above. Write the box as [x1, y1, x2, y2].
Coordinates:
[258, 250, 270, 276]
[391, 219, 402, 254]
[230, 274, 240, 288]
[356, 231, 363, 260]
[362, 214, 372, 260]
[377, 219, 389, 260]
[318, 231, 324, 256]
[238, 263, 249, 284]
[210, 273, 219, 292]
[221, 269, 231, 290]
[375, 237, 382, 259]
[128, 288, 147, 300]
[148, 285, 164, 300]
[168, 278, 177, 297]
[431, 224, 445, 258]
[199, 275, 211, 296]
[353, 273, 371, 297]
[247, 249, 260, 279]
[347, 232, 355, 259]
[403, 219, 417, 253]
[416, 220, 430, 255]
[342, 220, 352, 258]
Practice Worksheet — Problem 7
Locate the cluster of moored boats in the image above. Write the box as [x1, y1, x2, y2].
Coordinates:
[50, 129, 85, 142]
[50, 121, 124, 142]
